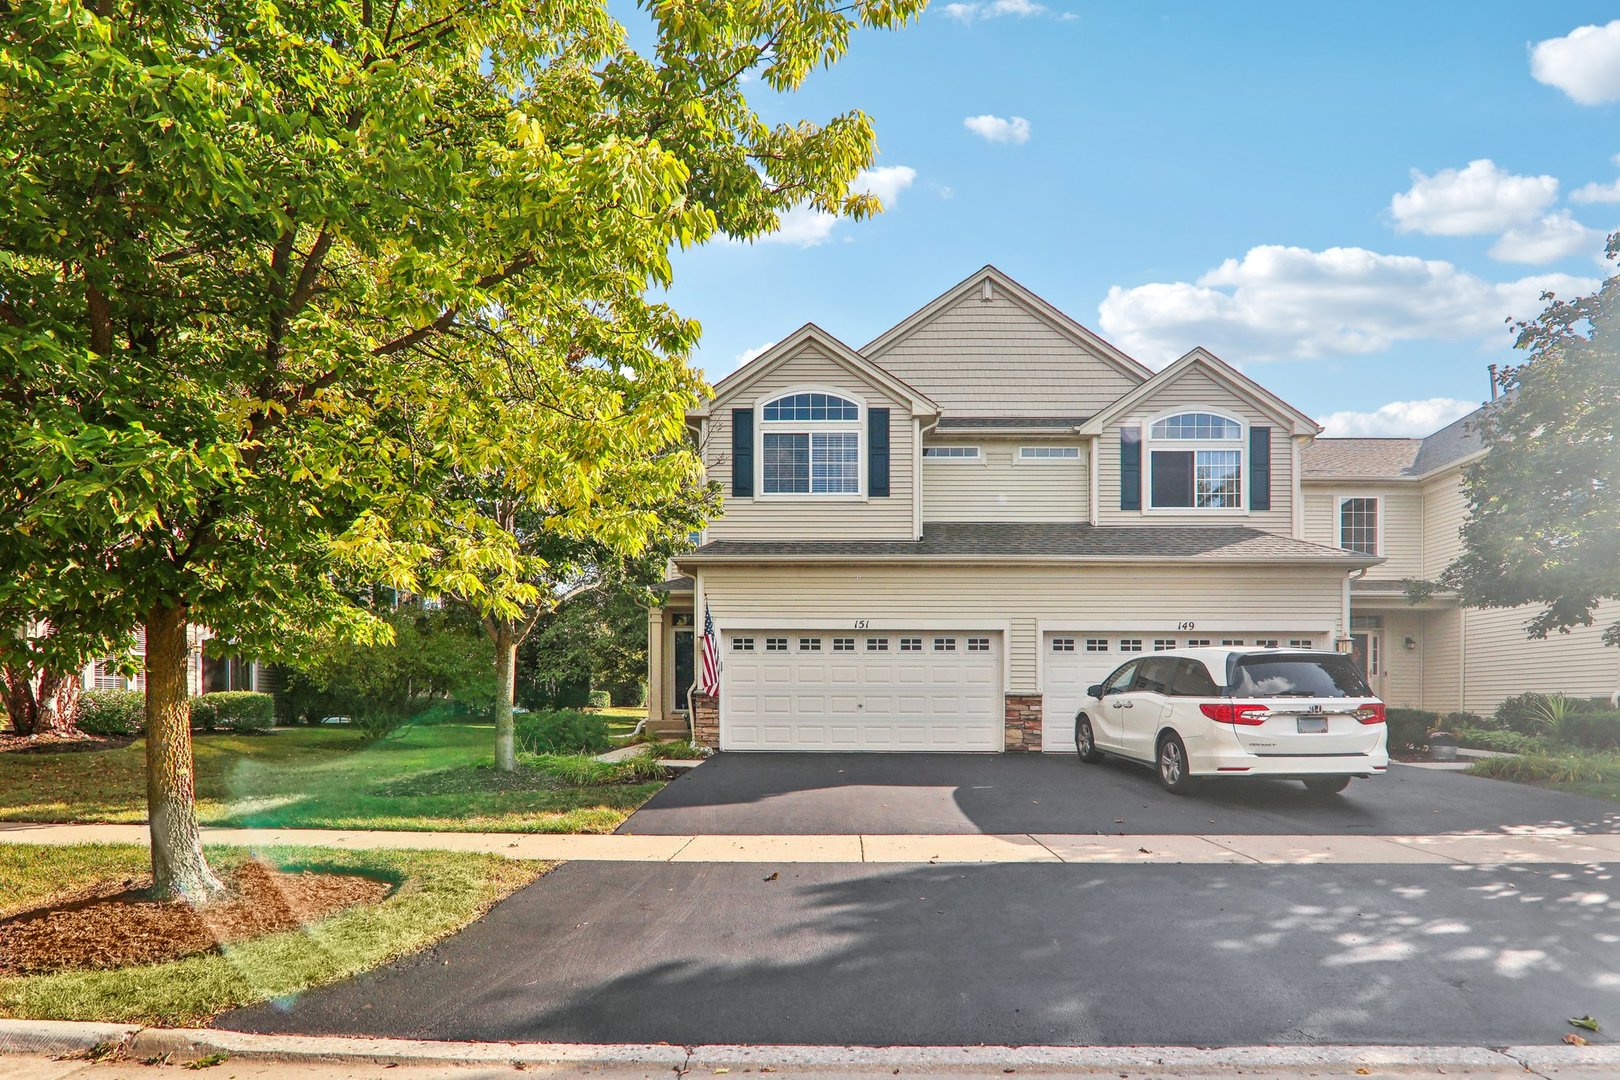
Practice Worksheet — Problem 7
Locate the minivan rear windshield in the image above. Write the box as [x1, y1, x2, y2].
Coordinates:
[1226, 653, 1371, 698]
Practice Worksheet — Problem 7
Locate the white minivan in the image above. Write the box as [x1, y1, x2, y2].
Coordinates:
[1074, 647, 1389, 795]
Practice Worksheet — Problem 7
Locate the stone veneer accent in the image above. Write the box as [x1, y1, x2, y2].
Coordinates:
[691, 692, 720, 750]
[1004, 693, 1042, 752]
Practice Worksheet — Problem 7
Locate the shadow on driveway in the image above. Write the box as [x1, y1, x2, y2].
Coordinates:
[219, 859, 1620, 1046]
[617, 752, 1620, 836]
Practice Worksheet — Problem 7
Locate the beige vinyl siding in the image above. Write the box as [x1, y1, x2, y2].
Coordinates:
[1301, 485, 1423, 580]
[865, 292, 1140, 416]
[1459, 602, 1620, 716]
[1376, 609, 1424, 708]
[700, 562, 1347, 694]
[1095, 368, 1294, 533]
[921, 440, 1088, 523]
[703, 341, 916, 541]
[1420, 608, 1463, 713]
[1421, 471, 1470, 579]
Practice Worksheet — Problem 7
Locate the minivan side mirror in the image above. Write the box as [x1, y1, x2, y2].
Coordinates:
[1086, 683, 1104, 699]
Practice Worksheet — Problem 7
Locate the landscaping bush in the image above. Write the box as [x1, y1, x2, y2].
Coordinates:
[195, 691, 274, 733]
[1553, 710, 1620, 751]
[522, 749, 667, 785]
[610, 681, 647, 708]
[1455, 727, 1542, 755]
[1467, 750, 1620, 786]
[77, 689, 145, 736]
[1493, 692, 1557, 735]
[515, 708, 612, 755]
[1384, 708, 1440, 751]
[587, 689, 612, 709]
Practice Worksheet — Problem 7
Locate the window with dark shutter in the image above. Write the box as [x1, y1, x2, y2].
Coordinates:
[1150, 450, 1195, 508]
[731, 408, 754, 497]
[1250, 426, 1272, 510]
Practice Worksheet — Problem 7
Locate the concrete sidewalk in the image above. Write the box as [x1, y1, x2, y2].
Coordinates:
[5, 820, 1620, 865]
[5, 1020, 1620, 1078]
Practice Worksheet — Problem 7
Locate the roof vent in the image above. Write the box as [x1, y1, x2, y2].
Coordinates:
[980, 278, 994, 302]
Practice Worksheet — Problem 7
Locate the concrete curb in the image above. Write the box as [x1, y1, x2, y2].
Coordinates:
[6, 1021, 1620, 1072]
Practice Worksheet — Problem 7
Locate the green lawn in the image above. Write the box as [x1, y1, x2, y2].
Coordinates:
[0, 723, 664, 833]
[593, 704, 644, 738]
[0, 842, 542, 1025]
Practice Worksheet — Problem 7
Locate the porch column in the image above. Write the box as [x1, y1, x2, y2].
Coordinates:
[646, 606, 666, 728]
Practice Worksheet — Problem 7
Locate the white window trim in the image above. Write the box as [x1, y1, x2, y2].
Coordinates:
[1015, 444, 1082, 465]
[1141, 406, 1249, 515]
[921, 445, 983, 464]
[1336, 493, 1383, 556]
[754, 385, 867, 501]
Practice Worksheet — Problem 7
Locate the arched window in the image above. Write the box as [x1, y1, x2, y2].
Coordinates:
[1146, 410, 1244, 510]
[760, 390, 862, 495]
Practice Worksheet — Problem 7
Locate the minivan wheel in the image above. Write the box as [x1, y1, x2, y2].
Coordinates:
[1075, 715, 1104, 763]
[1303, 776, 1352, 795]
[1157, 732, 1195, 795]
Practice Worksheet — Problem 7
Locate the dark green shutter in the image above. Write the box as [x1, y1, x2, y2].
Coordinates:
[868, 407, 891, 497]
[731, 408, 754, 497]
[1250, 426, 1271, 511]
[1119, 428, 1142, 510]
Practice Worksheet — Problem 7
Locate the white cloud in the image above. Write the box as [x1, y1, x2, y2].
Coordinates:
[1316, 398, 1479, 438]
[1488, 210, 1602, 264]
[1096, 244, 1597, 365]
[1389, 159, 1558, 236]
[735, 341, 776, 367]
[963, 114, 1031, 145]
[757, 165, 917, 248]
[1571, 177, 1620, 204]
[1531, 20, 1620, 105]
[943, 0, 1047, 22]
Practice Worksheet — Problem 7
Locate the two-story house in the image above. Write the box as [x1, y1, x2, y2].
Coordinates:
[646, 267, 1619, 752]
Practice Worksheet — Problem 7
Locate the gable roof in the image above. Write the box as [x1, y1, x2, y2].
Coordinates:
[1301, 402, 1491, 481]
[1078, 347, 1320, 437]
[860, 265, 1155, 384]
[1411, 403, 1488, 474]
[691, 323, 939, 419]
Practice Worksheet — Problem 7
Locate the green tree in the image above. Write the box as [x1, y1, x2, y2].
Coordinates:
[0, 0, 921, 896]
[1421, 241, 1620, 649]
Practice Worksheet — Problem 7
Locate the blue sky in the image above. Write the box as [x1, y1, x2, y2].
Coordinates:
[658, 3, 1620, 436]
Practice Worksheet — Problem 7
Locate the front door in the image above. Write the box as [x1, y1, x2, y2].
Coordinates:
[673, 629, 695, 712]
[1350, 632, 1381, 692]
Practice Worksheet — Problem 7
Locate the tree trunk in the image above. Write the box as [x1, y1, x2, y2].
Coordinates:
[492, 621, 517, 772]
[1, 663, 82, 737]
[144, 604, 224, 901]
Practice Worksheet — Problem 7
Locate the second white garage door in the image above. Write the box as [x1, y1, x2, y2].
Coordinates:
[1041, 631, 1324, 752]
[722, 630, 1004, 751]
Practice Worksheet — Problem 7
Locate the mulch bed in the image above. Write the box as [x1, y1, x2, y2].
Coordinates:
[0, 861, 392, 976]
[0, 730, 131, 755]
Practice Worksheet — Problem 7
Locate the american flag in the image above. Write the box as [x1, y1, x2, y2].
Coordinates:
[698, 602, 720, 697]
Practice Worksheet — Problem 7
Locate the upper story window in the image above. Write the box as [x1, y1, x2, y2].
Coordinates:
[1146, 410, 1244, 511]
[1338, 496, 1380, 555]
[760, 390, 862, 495]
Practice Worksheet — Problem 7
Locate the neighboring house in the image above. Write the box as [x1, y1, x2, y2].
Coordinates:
[646, 267, 1618, 751]
[80, 626, 275, 698]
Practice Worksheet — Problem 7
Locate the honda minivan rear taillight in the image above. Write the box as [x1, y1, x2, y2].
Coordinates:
[1199, 702, 1270, 726]
[1353, 703, 1386, 725]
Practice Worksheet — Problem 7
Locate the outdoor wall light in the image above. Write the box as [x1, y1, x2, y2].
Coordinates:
[1404, 636, 1417, 651]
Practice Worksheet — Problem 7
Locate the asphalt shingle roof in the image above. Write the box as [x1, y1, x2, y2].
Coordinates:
[683, 522, 1374, 563]
[1304, 403, 1491, 480]
[934, 416, 1090, 431]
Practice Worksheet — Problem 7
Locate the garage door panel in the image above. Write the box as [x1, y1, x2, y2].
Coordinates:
[722, 630, 1003, 752]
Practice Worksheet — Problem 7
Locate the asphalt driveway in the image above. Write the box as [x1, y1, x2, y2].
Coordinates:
[220, 858, 1620, 1046]
[617, 752, 1620, 836]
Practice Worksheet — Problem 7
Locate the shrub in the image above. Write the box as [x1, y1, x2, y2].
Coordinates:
[515, 709, 612, 755]
[522, 749, 668, 785]
[1554, 710, 1620, 752]
[196, 691, 274, 733]
[587, 689, 612, 709]
[352, 706, 410, 742]
[1454, 727, 1542, 755]
[1467, 750, 1620, 786]
[652, 739, 708, 760]
[1494, 692, 1556, 735]
[78, 690, 145, 736]
[610, 681, 647, 708]
[1384, 708, 1440, 751]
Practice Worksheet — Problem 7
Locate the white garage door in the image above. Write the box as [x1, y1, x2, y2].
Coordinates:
[1041, 631, 1324, 752]
[722, 630, 1004, 751]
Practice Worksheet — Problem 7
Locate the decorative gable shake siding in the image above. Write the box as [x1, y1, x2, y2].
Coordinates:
[865, 291, 1141, 416]
[1096, 368, 1295, 533]
[1301, 485, 1423, 579]
[698, 562, 1348, 696]
[702, 340, 917, 542]
[921, 439, 1088, 523]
